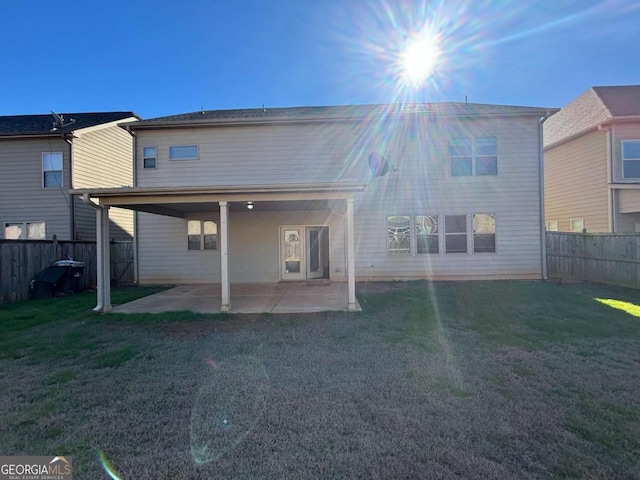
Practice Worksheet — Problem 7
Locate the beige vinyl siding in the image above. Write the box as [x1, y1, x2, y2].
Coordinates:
[617, 189, 640, 213]
[354, 116, 543, 279]
[0, 138, 72, 239]
[136, 114, 544, 282]
[73, 124, 135, 239]
[135, 123, 371, 187]
[612, 123, 640, 182]
[544, 130, 608, 233]
[138, 209, 347, 284]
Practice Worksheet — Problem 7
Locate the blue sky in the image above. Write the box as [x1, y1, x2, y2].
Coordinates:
[1, 0, 638, 119]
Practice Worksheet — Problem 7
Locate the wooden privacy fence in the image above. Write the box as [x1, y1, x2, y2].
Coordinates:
[546, 232, 640, 289]
[0, 239, 134, 303]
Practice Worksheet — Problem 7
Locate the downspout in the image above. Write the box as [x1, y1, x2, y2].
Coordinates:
[598, 124, 614, 232]
[82, 193, 105, 312]
[126, 126, 139, 285]
[539, 112, 552, 280]
[64, 136, 75, 240]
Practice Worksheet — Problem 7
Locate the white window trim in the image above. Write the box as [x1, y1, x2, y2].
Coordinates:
[472, 213, 497, 254]
[187, 219, 218, 251]
[449, 136, 498, 177]
[444, 214, 468, 254]
[142, 146, 157, 169]
[546, 220, 558, 231]
[386, 215, 411, 255]
[415, 214, 440, 255]
[570, 217, 584, 233]
[169, 145, 199, 161]
[42, 152, 63, 188]
[4, 221, 46, 240]
[621, 140, 640, 179]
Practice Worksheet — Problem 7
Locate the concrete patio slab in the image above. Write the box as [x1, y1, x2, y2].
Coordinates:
[111, 282, 361, 314]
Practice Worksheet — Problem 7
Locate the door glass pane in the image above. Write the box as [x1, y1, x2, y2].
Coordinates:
[284, 229, 301, 273]
[309, 230, 320, 272]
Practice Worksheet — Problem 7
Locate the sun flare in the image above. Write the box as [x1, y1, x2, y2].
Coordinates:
[399, 32, 441, 86]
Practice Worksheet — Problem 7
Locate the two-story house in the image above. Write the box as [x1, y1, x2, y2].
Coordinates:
[0, 111, 139, 241]
[544, 85, 640, 233]
[74, 103, 554, 312]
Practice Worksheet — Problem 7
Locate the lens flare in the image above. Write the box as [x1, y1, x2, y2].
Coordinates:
[190, 354, 269, 464]
[98, 451, 122, 480]
[399, 31, 441, 87]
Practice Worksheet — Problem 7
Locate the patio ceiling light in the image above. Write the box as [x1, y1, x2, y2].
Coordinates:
[246, 202, 254, 210]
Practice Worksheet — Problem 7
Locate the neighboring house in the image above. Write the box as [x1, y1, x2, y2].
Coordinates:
[0, 111, 139, 241]
[544, 85, 640, 233]
[74, 102, 555, 311]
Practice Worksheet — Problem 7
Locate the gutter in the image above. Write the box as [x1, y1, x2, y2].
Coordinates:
[539, 111, 553, 280]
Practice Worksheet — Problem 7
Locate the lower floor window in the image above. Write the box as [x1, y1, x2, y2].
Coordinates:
[473, 214, 496, 253]
[187, 220, 218, 250]
[4, 222, 46, 239]
[445, 215, 467, 253]
[416, 215, 439, 254]
[387, 215, 410, 255]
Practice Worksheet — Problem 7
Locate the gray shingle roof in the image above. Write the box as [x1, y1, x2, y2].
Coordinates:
[544, 85, 640, 147]
[0, 111, 138, 137]
[130, 102, 555, 129]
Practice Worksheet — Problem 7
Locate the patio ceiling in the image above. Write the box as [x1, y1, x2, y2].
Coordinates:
[71, 183, 366, 218]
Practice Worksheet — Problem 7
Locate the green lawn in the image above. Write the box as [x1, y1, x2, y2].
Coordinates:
[0, 281, 639, 479]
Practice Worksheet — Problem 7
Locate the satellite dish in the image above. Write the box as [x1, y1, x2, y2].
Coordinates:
[368, 152, 389, 177]
[51, 111, 76, 131]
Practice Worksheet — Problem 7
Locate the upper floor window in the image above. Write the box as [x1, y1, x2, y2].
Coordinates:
[450, 136, 497, 176]
[42, 152, 63, 188]
[445, 215, 467, 253]
[622, 140, 640, 179]
[387, 215, 410, 255]
[5, 221, 46, 239]
[143, 147, 157, 169]
[170, 145, 198, 161]
[416, 215, 439, 254]
[473, 214, 496, 253]
[187, 220, 217, 250]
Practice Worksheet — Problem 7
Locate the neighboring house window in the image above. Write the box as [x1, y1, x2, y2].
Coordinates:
[5, 222, 46, 239]
[622, 140, 640, 178]
[473, 214, 496, 253]
[445, 215, 467, 253]
[187, 220, 217, 250]
[143, 147, 157, 169]
[387, 215, 410, 255]
[450, 137, 497, 176]
[546, 220, 558, 231]
[170, 145, 198, 160]
[416, 215, 439, 254]
[42, 152, 63, 188]
[570, 218, 584, 233]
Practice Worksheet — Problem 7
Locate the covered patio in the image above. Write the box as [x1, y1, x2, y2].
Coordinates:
[111, 282, 360, 314]
[72, 183, 367, 314]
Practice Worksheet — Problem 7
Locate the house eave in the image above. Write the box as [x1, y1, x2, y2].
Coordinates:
[125, 107, 558, 131]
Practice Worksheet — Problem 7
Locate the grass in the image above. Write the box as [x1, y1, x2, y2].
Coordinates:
[1, 280, 639, 479]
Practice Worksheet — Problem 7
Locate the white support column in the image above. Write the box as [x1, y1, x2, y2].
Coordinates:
[93, 206, 112, 313]
[346, 197, 357, 311]
[94, 207, 104, 313]
[102, 207, 112, 312]
[219, 201, 231, 312]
